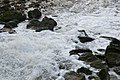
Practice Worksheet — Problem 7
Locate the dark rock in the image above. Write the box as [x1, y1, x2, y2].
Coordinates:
[95, 54, 106, 61]
[64, 71, 85, 80]
[78, 36, 94, 43]
[90, 60, 108, 69]
[69, 48, 92, 56]
[88, 76, 101, 80]
[78, 52, 99, 63]
[98, 69, 110, 80]
[113, 66, 120, 75]
[4, 20, 19, 28]
[97, 49, 105, 52]
[105, 38, 120, 67]
[0, 10, 26, 23]
[26, 19, 40, 29]
[27, 17, 57, 31]
[8, 30, 16, 34]
[77, 67, 92, 75]
[28, 9, 42, 19]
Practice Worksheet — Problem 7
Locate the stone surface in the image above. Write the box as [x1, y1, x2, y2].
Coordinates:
[77, 67, 92, 75]
[98, 69, 110, 80]
[28, 9, 42, 19]
[64, 71, 85, 80]
[105, 38, 120, 67]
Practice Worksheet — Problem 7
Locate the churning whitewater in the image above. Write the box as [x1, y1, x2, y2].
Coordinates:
[0, 0, 120, 80]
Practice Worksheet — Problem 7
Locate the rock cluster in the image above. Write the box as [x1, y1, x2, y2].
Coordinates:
[0, 0, 57, 34]
[65, 35, 120, 80]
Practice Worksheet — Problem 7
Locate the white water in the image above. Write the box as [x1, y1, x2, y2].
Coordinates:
[0, 0, 120, 80]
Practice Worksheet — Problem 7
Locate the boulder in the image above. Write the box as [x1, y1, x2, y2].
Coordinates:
[0, 10, 26, 23]
[77, 67, 92, 75]
[98, 69, 110, 80]
[105, 38, 120, 67]
[27, 17, 57, 31]
[78, 36, 94, 43]
[64, 71, 85, 80]
[28, 9, 42, 19]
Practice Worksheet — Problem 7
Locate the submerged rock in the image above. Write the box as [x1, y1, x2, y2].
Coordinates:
[105, 38, 120, 67]
[64, 71, 85, 80]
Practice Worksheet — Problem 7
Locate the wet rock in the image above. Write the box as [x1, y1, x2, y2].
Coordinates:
[0, 10, 26, 23]
[0, 28, 12, 33]
[110, 75, 120, 80]
[69, 48, 92, 56]
[95, 54, 106, 61]
[64, 71, 85, 80]
[105, 38, 120, 67]
[27, 17, 57, 31]
[28, 9, 42, 19]
[8, 30, 16, 34]
[98, 69, 110, 80]
[113, 66, 120, 75]
[77, 67, 92, 75]
[78, 36, 94, 43]
[27, 19, 40, 29]
[97, 49, 106, 52]
[88, 76, 101, 80]
[78, 52, 99, 63]
[90, 60, 108, 69]
[4, 20, 19, 28]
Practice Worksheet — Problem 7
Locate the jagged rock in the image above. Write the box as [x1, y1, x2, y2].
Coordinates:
[78, 36, 94, 43]
[27, 17, 57, 31]
[28, 9, 42, 19]
[113, 66, 120, 75]
[90, 60, 108, 69]
[78, 52, 99, 63]
[64, 71, 85, 80]
[105, 38, 120, 67]
[0, 10, 26, 23]
[69, 48, 92, 56]
[77, 67, 92, 75]
[98, 69, 110, 80]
